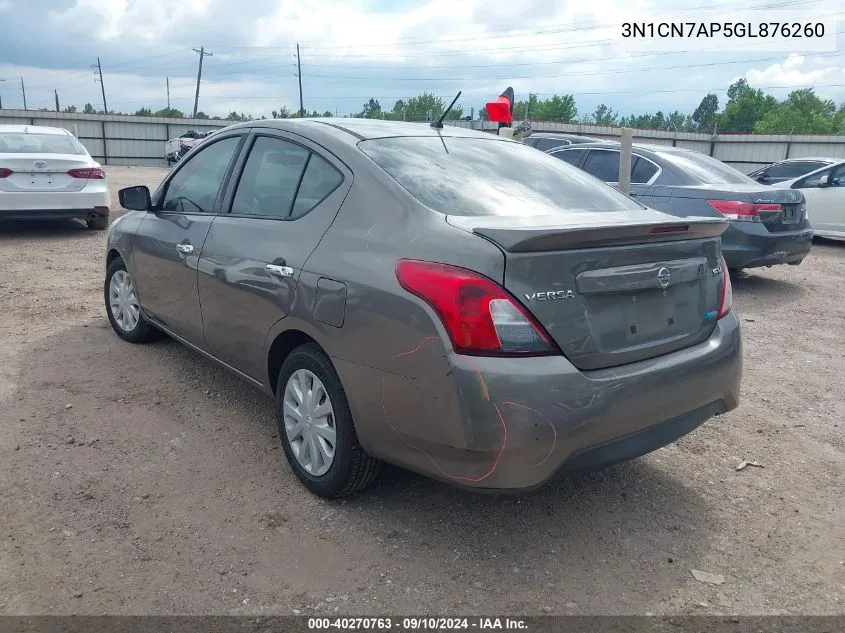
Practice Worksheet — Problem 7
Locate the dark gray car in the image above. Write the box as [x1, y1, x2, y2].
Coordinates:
[106, 119, 741, 498]
[550, 142, 814, 270]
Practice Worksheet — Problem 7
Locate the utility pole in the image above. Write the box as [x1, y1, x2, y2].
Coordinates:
[166, 77, 170, 109]
[92, 57, 107, 113]
[296, 43, 304, 117]
[192, 46, 212, 118]
[55, 89, 60, 112]
[20, 76, 26, 110]
[0, 78, 4, 109]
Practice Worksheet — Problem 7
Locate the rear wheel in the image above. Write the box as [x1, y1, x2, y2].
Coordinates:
[104, 258, 158, 343]
[275, 343, 380, 498]
[88, 214, 109, 230]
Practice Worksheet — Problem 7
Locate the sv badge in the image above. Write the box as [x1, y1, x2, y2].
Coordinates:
[524, 290, 575, 302]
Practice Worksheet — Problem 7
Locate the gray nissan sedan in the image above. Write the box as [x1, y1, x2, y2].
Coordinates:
[105, 118, 742, 498]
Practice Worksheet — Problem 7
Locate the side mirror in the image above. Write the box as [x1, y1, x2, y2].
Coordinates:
[118, 185, 152, 211]
[817, 174, 830, 187]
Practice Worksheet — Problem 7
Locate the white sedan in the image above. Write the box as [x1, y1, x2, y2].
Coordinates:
[772, 159, 845, 239]
[0, 124, 110, 229]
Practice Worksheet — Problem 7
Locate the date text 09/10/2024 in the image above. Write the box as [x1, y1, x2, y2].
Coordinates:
[307, 617, 528, 630]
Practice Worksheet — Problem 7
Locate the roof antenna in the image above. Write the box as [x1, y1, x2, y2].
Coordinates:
[430, 91, 462, 129]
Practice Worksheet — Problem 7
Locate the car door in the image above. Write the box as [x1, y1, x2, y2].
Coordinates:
[799, 164, 845, 234]
[131, 132, 246, 347]
[197, 131, 351, 380]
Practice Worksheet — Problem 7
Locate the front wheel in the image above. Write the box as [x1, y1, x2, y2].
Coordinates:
[276, 343, 380, 498]
[104, 258, 158, 343]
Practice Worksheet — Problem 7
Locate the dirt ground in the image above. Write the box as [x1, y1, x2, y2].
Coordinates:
[0, 166, 843, 616]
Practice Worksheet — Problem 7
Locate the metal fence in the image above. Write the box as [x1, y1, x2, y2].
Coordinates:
[0, 109, 226, 166]
[2, 108, 845, 172]
[448, 120, 845, 174]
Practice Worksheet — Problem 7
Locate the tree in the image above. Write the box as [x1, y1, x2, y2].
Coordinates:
[590, 104, 618, 125]
[478, 106, 488, 121]
[322, 110, 333, 117]
[83, 103, 96, 114]
[359, 98, 382, 118]
[720, 79, 777, 132]
[666, 110, 690, 132]
[692, 93, 719, 133]
[154, 107, 183, 118]
[63, 105, 77, 113]
[194, 111, 209, 119]
[134, 107, 152, 117]
[402, 93, 445, 122]
[755, 89, 839, 134]
[271, 106, 290, 119]
[513, 93, 577, 122]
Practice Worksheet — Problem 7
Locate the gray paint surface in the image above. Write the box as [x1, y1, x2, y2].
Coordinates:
[106, 118, 742, 491]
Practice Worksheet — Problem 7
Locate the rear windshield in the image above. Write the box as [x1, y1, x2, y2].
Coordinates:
[0, 132, 85, 155]
[358, 136, 644, 217]
[657, 149, 752, 185]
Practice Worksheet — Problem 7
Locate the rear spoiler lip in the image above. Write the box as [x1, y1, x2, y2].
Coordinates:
[447, 214, 728, 253]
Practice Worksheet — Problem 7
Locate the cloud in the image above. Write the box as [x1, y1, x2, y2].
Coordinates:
[745, 54, 845, 90]
[0, 0, 843, 118]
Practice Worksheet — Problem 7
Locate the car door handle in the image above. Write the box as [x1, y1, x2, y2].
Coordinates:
[266, 264, 294, 278]
[176, 243, 193, 254]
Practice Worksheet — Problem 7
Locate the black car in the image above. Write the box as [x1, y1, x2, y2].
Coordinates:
[523, 133, 604, 153]
[747, 157, 838, 185]
[549, 141, 813, 271]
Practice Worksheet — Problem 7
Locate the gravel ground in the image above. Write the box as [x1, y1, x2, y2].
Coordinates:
[0, 166, 843, 616]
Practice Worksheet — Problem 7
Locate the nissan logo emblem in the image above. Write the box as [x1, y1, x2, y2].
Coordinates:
[34, 160, 47, 168]
[657, 267, 671, 289]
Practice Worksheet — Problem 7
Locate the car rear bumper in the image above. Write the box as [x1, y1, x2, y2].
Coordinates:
[0, 207, 109, 221]
[721, 222, 813, 269]
[344, 312, 742, 491]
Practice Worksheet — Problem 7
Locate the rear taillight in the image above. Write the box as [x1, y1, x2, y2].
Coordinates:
[718, 254, 732, 319]
[67, 167, 106, 179]
[0, 168, 12, 178]
[395, 260, 557, 357]
[708, 199, 781, 222]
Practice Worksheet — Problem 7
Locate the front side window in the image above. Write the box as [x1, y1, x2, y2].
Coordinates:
[161, 136, 241, 214]
[797, 167, 833, 189]
[231, 136, 310, 218]
[551, 149, 583, 166]
[358, 137, 644, 217]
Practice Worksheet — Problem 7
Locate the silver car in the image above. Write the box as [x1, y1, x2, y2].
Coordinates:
[106, 119, 742, 498]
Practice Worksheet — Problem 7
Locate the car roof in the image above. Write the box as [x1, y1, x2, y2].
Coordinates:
[0, 124, 72, 136]
[530, 132, 601, 139]
[767, 157, 838, 164]
[239, 118, 504, 146]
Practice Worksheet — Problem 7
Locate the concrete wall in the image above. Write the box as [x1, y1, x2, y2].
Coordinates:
[2, 109, 845, 173]
[448, 120, 845, 174]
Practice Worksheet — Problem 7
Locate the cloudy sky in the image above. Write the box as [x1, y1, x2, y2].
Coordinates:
[0, 0, 843, 120]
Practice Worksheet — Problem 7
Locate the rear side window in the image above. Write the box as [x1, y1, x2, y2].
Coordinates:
[656, 149, 752, 184]
[766, 161, 829, 180]
[0, 132, 85, 155]
[582, 149, 620, 182]
[631, 156, 659, 183]
[231, 136, 310, 218]
[358, 137, 644, 217]
[290, 153, 344, 219]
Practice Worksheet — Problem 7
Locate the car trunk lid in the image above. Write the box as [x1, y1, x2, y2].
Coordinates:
[447, 211, 728, 370]
[669, 184, 806, 232]
[0, 154, 93, 192]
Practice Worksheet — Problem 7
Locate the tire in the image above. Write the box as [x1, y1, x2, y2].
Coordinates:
[104, 257, 158, 344]
[276, 343, 380, 498]
[87, 214, 109, 230]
